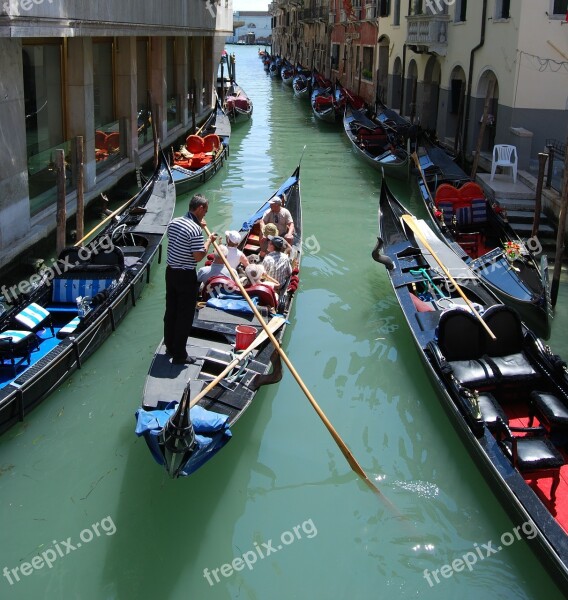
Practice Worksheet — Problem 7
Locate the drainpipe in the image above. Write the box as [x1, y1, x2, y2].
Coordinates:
[400, 43, 407, 113]
[462, 0, 488, 160]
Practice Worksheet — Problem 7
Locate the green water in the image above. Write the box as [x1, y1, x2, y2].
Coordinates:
[1, 46, 568, 600]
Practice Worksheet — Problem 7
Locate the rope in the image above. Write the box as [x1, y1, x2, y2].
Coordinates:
[409, 268, 450, 302]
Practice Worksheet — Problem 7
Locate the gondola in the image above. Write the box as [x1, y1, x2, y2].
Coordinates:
[292, 73, 309, 99]
[0, 151, 175, 435]
[343, 105, 410, 179]
[136, 164, 302, 477]
[411, 142, 551, 339]
[310, 74, 339, 123]
[373, 179, 568, 590]
[281, 63, 294, 86]
[170, 104, 231, 195]
[222, 82, 253, 123]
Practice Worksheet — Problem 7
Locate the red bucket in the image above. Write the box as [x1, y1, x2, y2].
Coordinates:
[235, 325, 257, 351]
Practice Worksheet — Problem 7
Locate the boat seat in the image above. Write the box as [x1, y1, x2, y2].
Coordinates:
[202, 275, 239, 301]
[528, 391, 568, 434]
[56, 316, 81, 340]
[497, 421, 564, 502]
[436, 200, 454, 225]
[482, 305, 539, 383]
[0, 329, 36, 376]
[186, 135, 204, 154]
[477, 392, 509, 431]
[51, 267, 120, 305]
[433, 308, 497, 387]
[14, 302, 54, 336]
[244, 283, 278, 308]
[203, 134, 221, 153]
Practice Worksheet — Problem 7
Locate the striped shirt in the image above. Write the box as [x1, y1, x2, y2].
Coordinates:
[166, 213, 205, 270]
[263, 251, 292, 288]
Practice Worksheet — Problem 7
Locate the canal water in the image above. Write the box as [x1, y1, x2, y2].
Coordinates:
[1, 45, 568, 600]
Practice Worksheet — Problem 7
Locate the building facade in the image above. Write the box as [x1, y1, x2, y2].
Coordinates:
[228, 11, 272, 44]
[272, 0, 568, 172]
[0, 1, 232, 271]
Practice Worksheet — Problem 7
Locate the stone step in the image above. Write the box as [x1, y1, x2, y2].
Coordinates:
[504, 210, 550, 224]
[508, 221, 556, 238]
[495, 197, 538, 211]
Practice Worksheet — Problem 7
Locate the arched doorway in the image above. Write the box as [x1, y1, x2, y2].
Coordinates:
[404, 59, 418, 120]
[377, 35, 389, 104]
[475, 69, 499, 152]
[391, 56, 402, 110]
[447, 65, 466, 151]
[422, 56, 441, 132]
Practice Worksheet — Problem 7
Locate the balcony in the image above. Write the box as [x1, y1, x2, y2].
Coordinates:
[364, 2, 377, 20]
[406, 14, 450, 56]
[300, 6, 329, 22]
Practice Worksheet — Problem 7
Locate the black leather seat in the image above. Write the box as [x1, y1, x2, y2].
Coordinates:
[498, 421, 564, 503]
[477, 392, 509, 431]
[435, 308, 497, 387]
[528, 391, 568, 433]
[482, 305, 539, 383]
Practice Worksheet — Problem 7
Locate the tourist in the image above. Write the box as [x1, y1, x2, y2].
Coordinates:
[262, 236, 292, 288]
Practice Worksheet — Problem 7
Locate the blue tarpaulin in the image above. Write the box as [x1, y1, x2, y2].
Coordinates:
[135, 401, 232, 476]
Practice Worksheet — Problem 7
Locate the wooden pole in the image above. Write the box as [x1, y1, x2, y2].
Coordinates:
[202, 225, 391, 502]
[55, 149, 66, 255]
[401, 214, 497, 340]
[551, 137, 568, 306]
[75, 136, 84, 242]
[531, 152, 549, 239]
[192, 79, 197, 134]
[470, 78, 495, 180]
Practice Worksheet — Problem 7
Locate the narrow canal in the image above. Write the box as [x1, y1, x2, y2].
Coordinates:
[1, 45, 567, 600]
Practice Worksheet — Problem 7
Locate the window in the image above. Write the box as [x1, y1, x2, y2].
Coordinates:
[454, 0, 467, 22]
[331, 44, 340, 70]
[379, 0, 390, 17]
[552, 0, 568, 16]
[22, 41, 70, 215]
[93, 41, 114, 128]
[393, 0, 400, 24]
[495, 0, 510, 19]
[136, 38, 151, 147]
[362, 46, 374, 80]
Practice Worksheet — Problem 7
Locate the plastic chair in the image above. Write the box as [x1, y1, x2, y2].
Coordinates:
[490, 144, 517, 184]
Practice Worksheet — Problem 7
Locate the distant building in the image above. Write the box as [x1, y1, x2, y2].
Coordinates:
[228, 11, 272, 45]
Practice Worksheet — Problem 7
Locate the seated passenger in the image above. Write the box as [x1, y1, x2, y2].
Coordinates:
[262, 236, 292, 289]
[261, 194, 294, 245]
[197, 244, 232, 283]
[225, 230, 249, 270]
[259, 222, 278, 258]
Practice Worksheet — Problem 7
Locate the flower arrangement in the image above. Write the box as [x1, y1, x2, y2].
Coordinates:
[434, 208, 444, 224]
[503, 241, 522, 262]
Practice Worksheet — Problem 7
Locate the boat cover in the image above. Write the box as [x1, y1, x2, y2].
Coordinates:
[135, 402, 232, 476]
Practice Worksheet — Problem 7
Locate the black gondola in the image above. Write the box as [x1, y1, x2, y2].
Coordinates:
[373, 178, 568, 590]
[410, 142, 551, 338]
[0, 151, 175, 435]
[136, 165, 302, 477]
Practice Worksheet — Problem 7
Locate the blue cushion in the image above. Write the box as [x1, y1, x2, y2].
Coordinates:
[15, 303, 50, 330]
[52, 278, 115, 304]
[471, 198, 487, 223]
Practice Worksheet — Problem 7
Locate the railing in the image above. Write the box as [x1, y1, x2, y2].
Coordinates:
[364, 2, 377, 18]
[406, 14, 450, 55]
[300, 6, 328, 20]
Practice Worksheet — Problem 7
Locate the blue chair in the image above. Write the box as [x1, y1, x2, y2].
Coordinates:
[0, 330, 36, 376]
[14, 303, 54, 337]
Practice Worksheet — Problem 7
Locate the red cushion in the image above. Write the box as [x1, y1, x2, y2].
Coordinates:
[203, 134, 221, 153]
[410, 293, 435, 313]
[459, 182, 485, 201]
[435, 183, 460, 206]
[186, 135, 204, 154]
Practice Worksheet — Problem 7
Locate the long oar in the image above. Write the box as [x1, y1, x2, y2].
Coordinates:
[189, 316, 286, 409]
[401, 214, 496, 340]
[411, 152, 435, 205]
[75, 193, 138, 247]
[203, 226, 389, 501]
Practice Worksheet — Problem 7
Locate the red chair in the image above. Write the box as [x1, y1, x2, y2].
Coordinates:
[185, 135, 204, 154]
[95, 130, 107, 149]
[459, 182, 485, 202]
[434, 183, 459, 206]
[105, 132, 120, 154]
[203, 134, 221, 153]
[245, 283, 278, 308]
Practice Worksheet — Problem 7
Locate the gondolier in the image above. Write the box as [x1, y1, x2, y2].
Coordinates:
[164, 194, 216, 364]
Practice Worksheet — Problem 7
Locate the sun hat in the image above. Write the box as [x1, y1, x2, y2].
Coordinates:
[245, 263, 265, 284]
[264, 223, 278, 237]
[268, 196, 282, 205]
[225, 230, 241, 244]
[267, 236, 285, 251]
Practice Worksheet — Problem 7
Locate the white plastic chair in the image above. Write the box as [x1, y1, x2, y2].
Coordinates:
[490, 144, 518, 184]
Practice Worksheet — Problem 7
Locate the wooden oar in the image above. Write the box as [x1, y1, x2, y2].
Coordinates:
[189, 316, 286, 409]
[203, 226, 389, 501]
[411, 152, 435, 204]
[74, 194, 137, 247]
[401, 214, 496, 340]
